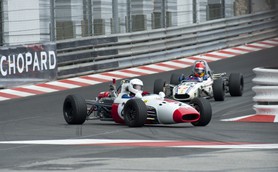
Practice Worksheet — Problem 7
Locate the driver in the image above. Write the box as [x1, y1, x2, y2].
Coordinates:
[185, 60, 211, 81]
[121, 78, 144, 98]
[194, 61, 206, 77]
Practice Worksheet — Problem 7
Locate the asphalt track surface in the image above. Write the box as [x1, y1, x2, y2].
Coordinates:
[0, 46, 277, 172]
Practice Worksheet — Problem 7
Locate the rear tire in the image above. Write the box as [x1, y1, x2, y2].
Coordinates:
[190, 97, 212, 126]
[123, 99, 147, 127]
[229, 73, 244, 96]
[213, 78, 225, 101]
[63, 94, 87, 125]
[170, 73, 181, 85]
[154, 79, 166, 94]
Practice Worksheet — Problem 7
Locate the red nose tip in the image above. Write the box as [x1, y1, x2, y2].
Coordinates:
[173, 107, 200, 123]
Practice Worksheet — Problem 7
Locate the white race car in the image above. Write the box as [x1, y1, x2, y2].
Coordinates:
[63, 79, 212, 127]
[154, 60, 244, 101]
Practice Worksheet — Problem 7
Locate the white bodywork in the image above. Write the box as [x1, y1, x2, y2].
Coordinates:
[172, 77, 214, 101]
[143, 94, 197, 124]
[114, 92, 199, 124]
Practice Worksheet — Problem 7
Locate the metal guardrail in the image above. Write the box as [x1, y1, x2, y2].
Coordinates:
[252, 67, 278, 116]
[57, 10, 278, 79]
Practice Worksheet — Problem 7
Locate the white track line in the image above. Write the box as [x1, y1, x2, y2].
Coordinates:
[221, 115, 255, 122]
[0, 139, 277, 149]
[0, 139, 163, 145]
[172, 144, 278, 149]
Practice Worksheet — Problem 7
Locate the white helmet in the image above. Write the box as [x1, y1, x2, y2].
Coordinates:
[128, 78, 143, 95]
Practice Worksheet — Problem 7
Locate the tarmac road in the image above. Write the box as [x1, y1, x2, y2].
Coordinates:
[0, 46, 277, 172]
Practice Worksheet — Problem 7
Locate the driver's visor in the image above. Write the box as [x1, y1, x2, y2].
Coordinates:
[195, 68, 205, 74]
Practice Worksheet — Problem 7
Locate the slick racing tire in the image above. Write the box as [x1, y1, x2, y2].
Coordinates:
[190, 97, 212, 126]
[123, 99, 147, 127]
[154, 79, 166, 94]
[63, 94, 87, 125]
[212, 78, 225, 101]
[170, 73, 181, 85]
[229, 73, 244, 96]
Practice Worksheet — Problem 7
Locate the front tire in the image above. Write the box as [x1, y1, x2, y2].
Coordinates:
[63, 94, 87, 125]
[170, 73, 181, 85]
[229, 73, 244, 96]
[123, 99, 147, 127]
[154, 79, 166, 94]
[190, 97, 212, 126]
[213, 78, 225, 101]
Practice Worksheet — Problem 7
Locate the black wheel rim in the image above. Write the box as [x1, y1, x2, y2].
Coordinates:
[194, 104, 200, 113]
[126, 105, 136, 121]
[64, 101, 73, 121]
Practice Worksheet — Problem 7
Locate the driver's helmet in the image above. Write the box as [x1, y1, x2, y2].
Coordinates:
[194, 61, 206, 77]
[128, 78, 143, 95]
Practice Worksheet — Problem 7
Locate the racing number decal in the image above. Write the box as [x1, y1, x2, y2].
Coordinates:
[178, 86, 188, 94]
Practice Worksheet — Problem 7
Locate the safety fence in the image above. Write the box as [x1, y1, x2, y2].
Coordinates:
[56, 10, 278, 79]
[252, 67, 278, 117]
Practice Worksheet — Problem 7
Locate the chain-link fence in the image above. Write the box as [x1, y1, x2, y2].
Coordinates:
[0, 0, 276, 46]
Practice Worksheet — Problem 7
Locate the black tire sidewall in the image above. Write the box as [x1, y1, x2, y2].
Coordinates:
[212, 78, 225, 101]
[229, 73, 244, 96]
[63, 94, 87, 124]
[190, 97, 212, 126]
[170, 73, 181, 85]
[154, 79, 166, 94]
[123, 99, 147, 127]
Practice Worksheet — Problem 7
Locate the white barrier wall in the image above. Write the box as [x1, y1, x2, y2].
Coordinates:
[252, 67, 278, 117]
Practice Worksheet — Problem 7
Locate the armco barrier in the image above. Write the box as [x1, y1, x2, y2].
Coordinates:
[56, 10, 278, 79]
[252, 67, 278, 116]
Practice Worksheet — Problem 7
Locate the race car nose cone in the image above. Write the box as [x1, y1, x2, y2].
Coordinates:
[173, 107, 200, 123]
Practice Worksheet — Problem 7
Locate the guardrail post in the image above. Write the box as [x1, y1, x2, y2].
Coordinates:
[252, 67, 278, 122]
[112, 0, 119, 33]
[50, 0, 56, 41]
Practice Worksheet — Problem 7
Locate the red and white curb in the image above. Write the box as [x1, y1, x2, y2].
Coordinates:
[0, 139, 277, 149]
[0, 38, 277, 102]
[221, 114, 278, 123]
